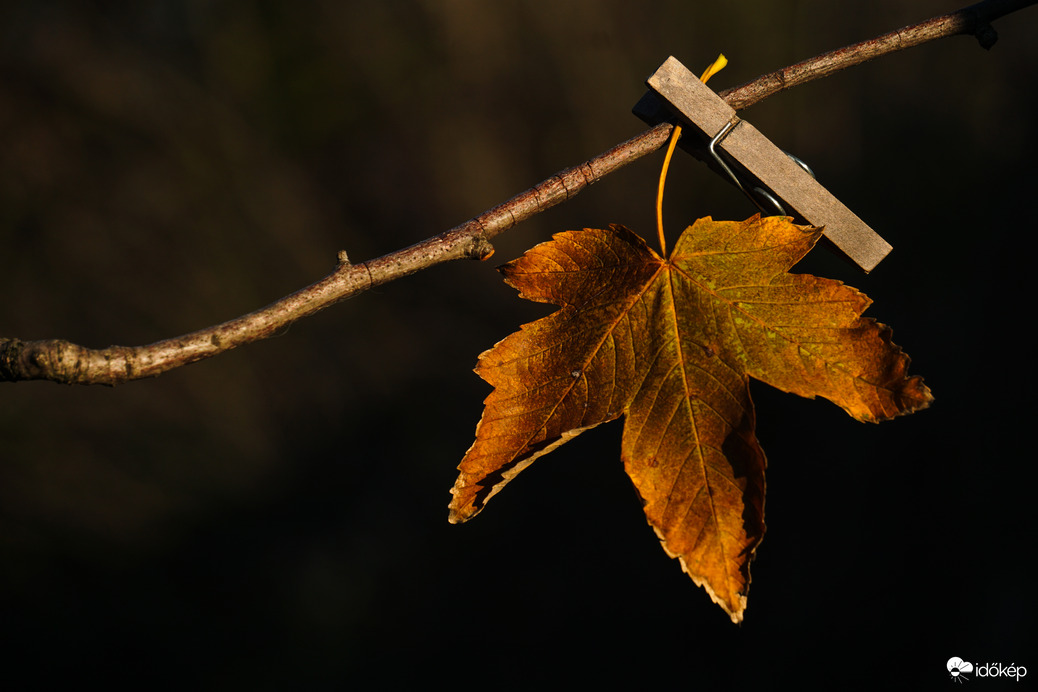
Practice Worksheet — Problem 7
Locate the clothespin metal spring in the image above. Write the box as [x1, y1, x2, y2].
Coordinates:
[708, 119, 817, 217]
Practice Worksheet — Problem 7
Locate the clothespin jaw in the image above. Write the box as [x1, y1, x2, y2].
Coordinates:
[635, 56, 892, 273]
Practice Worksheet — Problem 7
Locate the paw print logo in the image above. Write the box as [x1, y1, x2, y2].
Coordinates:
[947, 657, 973, 683]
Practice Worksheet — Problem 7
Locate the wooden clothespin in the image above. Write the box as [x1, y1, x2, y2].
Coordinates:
[635, 56, 891, 273]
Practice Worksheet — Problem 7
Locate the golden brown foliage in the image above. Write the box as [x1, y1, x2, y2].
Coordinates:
[449, 216, 931, 621]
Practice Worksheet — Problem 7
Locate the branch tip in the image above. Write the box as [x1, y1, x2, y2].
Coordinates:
[974, 22, 998, 48]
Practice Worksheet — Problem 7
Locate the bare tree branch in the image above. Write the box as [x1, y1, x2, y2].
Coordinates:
[2, 0, 1033, 385]
[720, 0, 1029, 109]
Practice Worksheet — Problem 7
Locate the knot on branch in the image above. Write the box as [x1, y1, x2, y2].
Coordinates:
[466, 237, 495, 261]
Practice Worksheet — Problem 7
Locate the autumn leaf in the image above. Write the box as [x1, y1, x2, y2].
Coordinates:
[448, 215, 931, 622]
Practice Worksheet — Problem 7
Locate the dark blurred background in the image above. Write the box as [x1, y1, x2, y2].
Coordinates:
[1, 1, 1035, 688]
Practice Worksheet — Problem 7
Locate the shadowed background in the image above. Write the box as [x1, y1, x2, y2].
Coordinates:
[1, 1, 1035, 687]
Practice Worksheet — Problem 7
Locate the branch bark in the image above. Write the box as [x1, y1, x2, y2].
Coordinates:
[2, 0, 1033, 385]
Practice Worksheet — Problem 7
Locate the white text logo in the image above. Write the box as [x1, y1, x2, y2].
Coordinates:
[948, 657, 1028, 683]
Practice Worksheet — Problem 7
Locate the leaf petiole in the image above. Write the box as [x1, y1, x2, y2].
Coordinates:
[655, 54, 728, 257]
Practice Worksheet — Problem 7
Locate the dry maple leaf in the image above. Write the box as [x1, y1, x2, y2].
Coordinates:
[448, 215, 931, 622]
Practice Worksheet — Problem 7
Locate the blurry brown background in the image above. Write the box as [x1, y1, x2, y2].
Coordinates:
[1, 1, 1035, 687]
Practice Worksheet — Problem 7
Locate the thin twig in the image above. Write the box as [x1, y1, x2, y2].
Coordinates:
[1, 0, 1033, 385]
[720, 0, 1028, 109]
